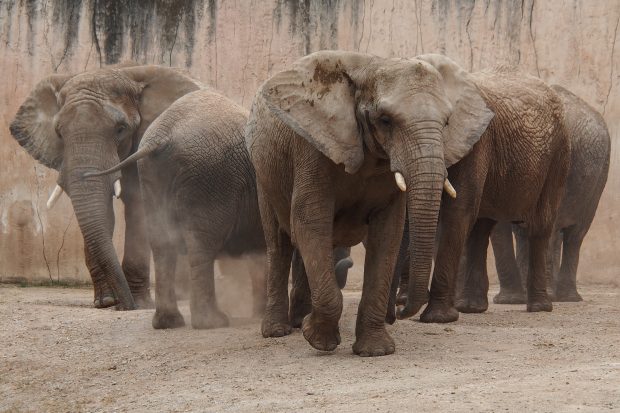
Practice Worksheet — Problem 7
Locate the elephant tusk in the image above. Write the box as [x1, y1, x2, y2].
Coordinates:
[443, 178, 457, 199]
[113, 180, 122, 198]
[46, 185, 63, 210]
[394, 172, 407, 192]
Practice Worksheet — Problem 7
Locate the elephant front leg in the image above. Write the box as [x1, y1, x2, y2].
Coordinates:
[121, 171, 153, 309]
[292, 198, 342, 352]
[85, 245, 116, 308]
[259, 191, 294, 338]
[352, 197, 404, 357]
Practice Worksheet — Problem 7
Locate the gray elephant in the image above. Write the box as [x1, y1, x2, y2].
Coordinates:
[489, 85, 610, 304]
[10, 66, 202, 309]
[246, 51, 487, 356]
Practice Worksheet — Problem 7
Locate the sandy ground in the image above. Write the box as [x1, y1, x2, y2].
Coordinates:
[1, 283, 619, 413]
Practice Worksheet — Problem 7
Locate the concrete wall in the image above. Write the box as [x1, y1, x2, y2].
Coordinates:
[1, 0, 618, 285]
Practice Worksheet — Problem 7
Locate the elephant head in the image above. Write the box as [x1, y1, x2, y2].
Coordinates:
[10, 66, 202, 309]
[260, 51, 493, 318]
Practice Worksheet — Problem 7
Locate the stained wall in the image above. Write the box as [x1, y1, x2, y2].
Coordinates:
[1, 0, 618, 284]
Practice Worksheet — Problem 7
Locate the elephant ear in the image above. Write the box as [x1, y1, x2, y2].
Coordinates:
[120, 66, 204, 136]
[416, 54, 494, 167]
[260, 51, 373, 174]
[9, 74, 74, 170]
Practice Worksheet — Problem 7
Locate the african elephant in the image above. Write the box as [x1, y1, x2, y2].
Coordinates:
[489, 85, 610, 304]
[403, 59, 570, 321]
[9, 66, 202, 309]
[246, 51, 491, 356]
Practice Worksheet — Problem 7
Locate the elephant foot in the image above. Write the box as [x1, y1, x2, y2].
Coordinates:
[133, 291, 155, 309]
[353, 327, 395, 357]
[527, 297, 553, 312]
[302, 313, 341, 352]
[455, 293, 488, 313]
[261, 316, 292, 338]
[420, 300, 459, 323]
[553, 288, 583, 302]
[191, 308, 230, 329]
[152, 310, 185, 329]
[493, 289, 527, 304]
[93, 283, 117, 309]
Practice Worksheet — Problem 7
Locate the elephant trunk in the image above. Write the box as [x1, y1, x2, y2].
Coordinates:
[391, 126, 445, 319]
[64, 141, 136, 310]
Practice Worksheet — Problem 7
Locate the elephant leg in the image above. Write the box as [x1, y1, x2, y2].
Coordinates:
[292, 198, 342, 352]
[185, 231, 229, 330]
[546, 229, 562, 299]
[525, 232, 553, 312]
[455, 218, 496, 313]
[121, 170, 153, 309]
[491, 222, 526, 304]
[289, 249, 312, 328]
[514, 225, 529, 289]
[553, 225, 584, 302]
[259, 191, 294, 338]
[151, 241, 184, 329]
[85, 245, 116, 308]
[245, 253, 267, 317]
[421, 209, 475, 323]
[352, 196, 404, 357]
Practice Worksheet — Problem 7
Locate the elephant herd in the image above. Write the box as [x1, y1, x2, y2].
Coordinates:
[10, 51, 610, 357]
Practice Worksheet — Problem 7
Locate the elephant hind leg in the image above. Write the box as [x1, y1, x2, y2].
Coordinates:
[185, 228, 229, 330]
[149, 210, 184, 329]
[491, 222, 526, 304]
[455, 218, 496, 313]
[553, 225, 585, 302]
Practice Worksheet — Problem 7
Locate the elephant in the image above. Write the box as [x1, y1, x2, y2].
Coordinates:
[398, 59, 570, 322]
[10, 65, 202, 310]
[86, 88, 265, 329]
[87, 88, 356, 330]
[245, 51, 492, 356]
[489, 85, 610, 304]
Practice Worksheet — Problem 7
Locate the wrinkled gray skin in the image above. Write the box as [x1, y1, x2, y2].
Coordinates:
[89, 89, 265, 328]
[10, 66, 202, 310]
[89, 89, 355, 329]
[390, 61, 570, 323]
[247, 51, 496, 356]
[489, 85, 611, 305]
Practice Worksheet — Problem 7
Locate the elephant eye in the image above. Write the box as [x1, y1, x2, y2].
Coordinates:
[378, 114, 392, 128]
[116, 123, 127, 135]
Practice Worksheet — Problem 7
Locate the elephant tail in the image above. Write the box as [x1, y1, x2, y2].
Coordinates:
[83, 136, 161, 178]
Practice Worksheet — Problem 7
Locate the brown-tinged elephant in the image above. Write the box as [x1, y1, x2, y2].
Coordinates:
[9, 66, 202, 310]
[404, 58, 570, 321]
[489, 85, 611, 304]
[86, 88, 356, 330]
[246, 51, 492, 356]
[374, 56, 570, 323]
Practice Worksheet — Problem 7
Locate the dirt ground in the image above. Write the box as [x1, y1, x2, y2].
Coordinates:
[1, 283, 619, 413]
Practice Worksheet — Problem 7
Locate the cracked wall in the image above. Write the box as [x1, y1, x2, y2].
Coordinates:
[0, 0, 618, 284]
